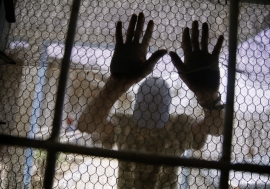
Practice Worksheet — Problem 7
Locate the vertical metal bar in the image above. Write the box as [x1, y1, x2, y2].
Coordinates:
[0, 0, 8, 50]
[0, 0, 17, 50]
[50, 0, 81, 141]
[43, 0, 81, 188]
[0, 1, 5, 43]
[220, 0, 239, 188]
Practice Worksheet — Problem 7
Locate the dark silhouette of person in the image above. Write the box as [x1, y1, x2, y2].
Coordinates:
[78, 12, 224, 189]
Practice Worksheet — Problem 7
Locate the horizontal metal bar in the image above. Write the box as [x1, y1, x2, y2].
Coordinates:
[239, 0, 270, 5]
[0, 134, 269, 174]
[209, 0, 270, 5]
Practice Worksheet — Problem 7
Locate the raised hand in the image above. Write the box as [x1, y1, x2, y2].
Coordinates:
[169, 21, 224, 97]
[110, 12, 167, 83]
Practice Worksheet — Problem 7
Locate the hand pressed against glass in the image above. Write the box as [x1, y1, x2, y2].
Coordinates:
[169, 21, 224, 96]
[110, 12, 167, 83]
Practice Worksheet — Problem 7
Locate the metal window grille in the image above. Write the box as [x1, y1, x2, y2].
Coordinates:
[0, 0, 269, 188]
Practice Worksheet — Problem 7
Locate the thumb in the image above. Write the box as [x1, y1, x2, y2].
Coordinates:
[146, 49, 167, 69]
[169, 51, 189, 87]
[169, 51, 185, 74]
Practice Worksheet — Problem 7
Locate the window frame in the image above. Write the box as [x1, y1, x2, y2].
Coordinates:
[0, 0, 269, 189]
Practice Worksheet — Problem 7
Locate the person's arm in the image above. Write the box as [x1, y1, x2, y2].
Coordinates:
[77, 77, 132, 147]
[169, 21, 224, 150]
[77, 13, 166, 146]
[191, 92, 224, 150]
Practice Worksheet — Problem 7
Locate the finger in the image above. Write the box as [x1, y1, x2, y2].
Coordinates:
[169, 52, 189, 84]
[133, 12, 145, 43]
[201, 22, 209, 52]
[191, 20, 200, 52]
[126, 14, 137, 43]
[169, 51, 185, 73]
[182, 27, 192, 57]
[212, 35, 224, 56]
[146, 49, 167, 70]
[115, 21, 123, 45]
[141, 20, 154, 51]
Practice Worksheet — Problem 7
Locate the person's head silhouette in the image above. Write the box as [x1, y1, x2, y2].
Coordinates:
[134, 77, 171, 129]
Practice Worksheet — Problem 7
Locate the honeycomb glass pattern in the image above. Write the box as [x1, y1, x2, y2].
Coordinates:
[0, 0, 269, 188]
[0, 146, 46, 188]
[229, 171, 270, 189]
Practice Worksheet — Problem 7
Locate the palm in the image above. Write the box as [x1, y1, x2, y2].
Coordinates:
[110, 13, 166, 82]
[182, 51, 220, 92]
[111, 43, 147, 78]
[170, 21, 224, 94]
